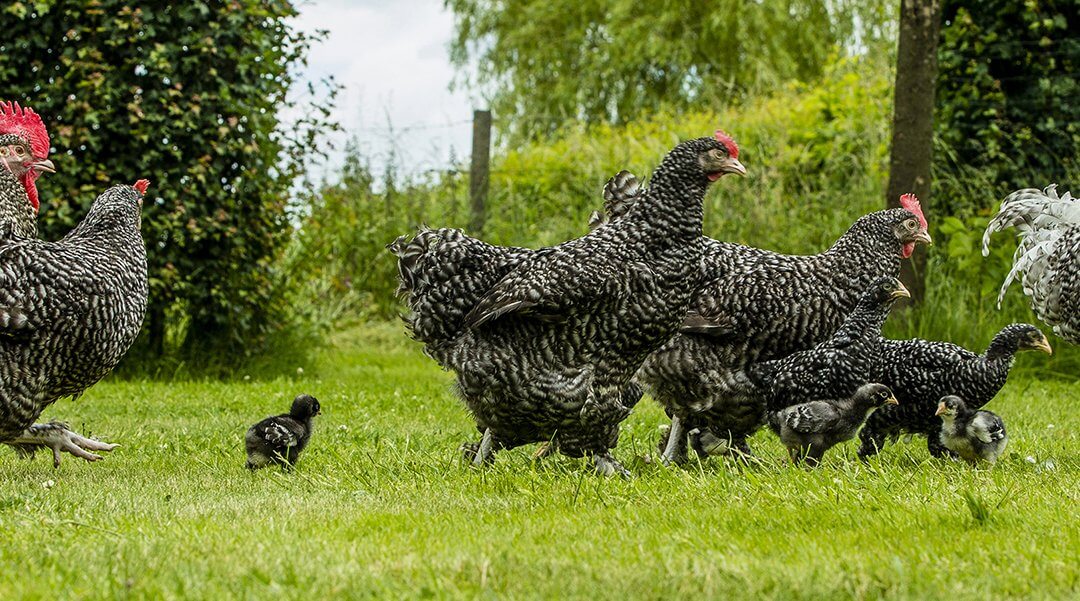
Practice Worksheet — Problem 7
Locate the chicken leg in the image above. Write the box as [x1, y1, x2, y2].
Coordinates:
[7, 421, 118, 467]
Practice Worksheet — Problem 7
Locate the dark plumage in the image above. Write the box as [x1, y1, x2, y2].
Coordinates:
[245, 394, 321, 470]
[391, 132, 746, 476]
[1, 182, 149, 466]
[769, 383, 897, 466]
[982, 185, 1079, 344]
[858, 323, 1050, 458]
[595, 174, 931, 464]
[745, 277, 909, 411]
[935, 396, 1008, 465]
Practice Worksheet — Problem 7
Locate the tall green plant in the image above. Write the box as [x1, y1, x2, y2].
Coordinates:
[446, 0, 895, 141]
[0, 1, 337, 363]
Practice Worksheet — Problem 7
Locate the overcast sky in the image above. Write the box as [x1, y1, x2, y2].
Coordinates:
[292, 0, 479, 183]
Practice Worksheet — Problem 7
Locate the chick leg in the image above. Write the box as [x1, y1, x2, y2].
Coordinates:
[7, 422, 118, 468]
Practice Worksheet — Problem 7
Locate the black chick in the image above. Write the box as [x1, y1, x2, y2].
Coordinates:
[935, 396, 1008, 466]
[245, 394, 321, 470]
[769, 383, 897, 466]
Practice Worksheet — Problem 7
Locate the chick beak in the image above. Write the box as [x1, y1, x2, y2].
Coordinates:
[914, 229, 933, 246]
[885, 395, 899, 406]
[1033, 336, 1053, 355]
[30, 158, 55, 174]
[934, 402, 947, 417]
[892, 281, 911, 299]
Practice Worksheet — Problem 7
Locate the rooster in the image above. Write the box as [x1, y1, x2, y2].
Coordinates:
[391, 132, 746, 476]
[0, 101, 53, 239]
[600, 174, 931, 464]
[982, 184, 1080, 344]
[1, 181, 149, 466]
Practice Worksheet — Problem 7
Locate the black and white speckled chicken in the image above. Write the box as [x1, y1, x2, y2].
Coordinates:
[594, 173, 930, 464]
[391, 132, 746, 476]
[857, 323, 1050, 459]
[0, 181, 149, 466]
[982, 184, 1080, 344]
[935, 396, 1008, 465]
[0, 101, 54, 239]
[245, 394, 321, 470]
[769, 383, 897, 466]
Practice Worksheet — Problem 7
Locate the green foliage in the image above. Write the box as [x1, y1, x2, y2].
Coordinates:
[0, 322, 1076, 598]
[446, 0, 895, 140]
[935, 0, 1079, 215]
[0, 1, 337, 364]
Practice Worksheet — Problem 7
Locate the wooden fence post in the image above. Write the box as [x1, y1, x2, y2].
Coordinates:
[469, 109, 492, 234]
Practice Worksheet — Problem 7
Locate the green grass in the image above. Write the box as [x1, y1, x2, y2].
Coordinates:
[1, 322, 1077, 600]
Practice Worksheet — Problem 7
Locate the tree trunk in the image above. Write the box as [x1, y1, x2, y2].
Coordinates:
[886, 0, 942, 304]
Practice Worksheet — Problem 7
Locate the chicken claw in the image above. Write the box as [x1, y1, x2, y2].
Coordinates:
[9, 422, 118, 468]
[592, 453, 631, 479]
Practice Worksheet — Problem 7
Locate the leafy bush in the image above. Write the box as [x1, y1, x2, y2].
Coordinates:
[0, 1, 336, 366]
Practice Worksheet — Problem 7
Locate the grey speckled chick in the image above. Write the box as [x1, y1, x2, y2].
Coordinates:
[935, 396, 1007, 466]
[245, 394, 321, 470]
[769, 383, 897, 467]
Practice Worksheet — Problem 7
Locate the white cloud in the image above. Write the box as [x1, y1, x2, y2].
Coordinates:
[290, 0, 479, 182]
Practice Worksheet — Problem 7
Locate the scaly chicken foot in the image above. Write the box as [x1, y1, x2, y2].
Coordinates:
[461, 428, 496, 465]
[592, 452, 631, 479]
[8, 421, 118, 467]
[659, 415, 686, 466]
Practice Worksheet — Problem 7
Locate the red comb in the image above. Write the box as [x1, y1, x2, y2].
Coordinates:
[133, 179, 150, 195]
[714, 129, 739, 159]
[0, 101, 50, 159]
[899, 193, 927, 229]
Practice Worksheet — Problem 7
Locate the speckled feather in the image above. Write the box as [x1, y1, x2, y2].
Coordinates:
[768, 383, 894, 465]
[595, 172, 926, 456]
[392, 136, 738, 468]
[982, 185, 1080, 344]
[0, 184, 148, 442]
[0, 133, 40, 239]
[745, 278, 906, 413]
[858, 323, 1044, 458]
[936, 396, 1008, 465]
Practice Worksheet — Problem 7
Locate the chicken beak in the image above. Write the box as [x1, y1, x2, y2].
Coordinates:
[891, 281, 911, 299]
[934, 402, 946, 417]
[886, 395, 899, 406]
[721, 157, 746, 177]
[30, 158, 55, 174]
[914, 229, 933, 246]
[1034, 337, 1053, 354]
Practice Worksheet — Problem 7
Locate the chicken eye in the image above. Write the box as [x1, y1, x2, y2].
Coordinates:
[0, 147, 8, 157]
[13, 146, 25, 156]
[906, 219, 916, 229]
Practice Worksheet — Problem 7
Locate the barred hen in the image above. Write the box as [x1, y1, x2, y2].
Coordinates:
[245, 394, 321, 470]
[746, 277, 909, 413]
[769, 383, 897, 466]
[0, 181, 149, 466]
[982, 184, 1080, 344]
[600, 178, 931, 464]
[0, 101, 53, 239]
[935, 396, 1008, 466]
[391, 132, 746, 476]
[858, 323, 1050, 459]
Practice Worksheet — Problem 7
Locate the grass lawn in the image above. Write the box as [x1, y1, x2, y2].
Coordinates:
[0, 322, 1077, 599]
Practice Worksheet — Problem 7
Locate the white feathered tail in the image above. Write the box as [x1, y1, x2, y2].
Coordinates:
[982, 184, 1080, 343]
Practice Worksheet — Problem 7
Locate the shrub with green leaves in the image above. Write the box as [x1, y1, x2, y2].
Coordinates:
[0, 1, 335, 364]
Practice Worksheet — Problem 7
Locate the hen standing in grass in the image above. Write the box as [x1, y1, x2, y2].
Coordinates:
[982, 184, 1080, 344]
[934, 395, 1008, 466]
[857, 323, 1050, 459]
[0, 181, 149, 466]
[769, 383, 897, 466]
[0, 101, 54, 239]
[245, 394, 321, 470]
[593, 175, 930, 464]
[391, 132, 745, 476]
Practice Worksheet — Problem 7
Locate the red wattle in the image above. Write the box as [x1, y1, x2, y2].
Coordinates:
[902, 243, 914, 258]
